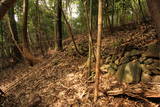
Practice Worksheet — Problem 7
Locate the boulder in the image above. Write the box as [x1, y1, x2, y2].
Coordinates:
[152, 76, 160, 82]
[124, 49, 141, 58]
[142, 41, 160, 58]
[141, 71, 151, 83]
[116, 60, 142, 83]
[100, 63, 117, 74]
[145, 65, 160, 75]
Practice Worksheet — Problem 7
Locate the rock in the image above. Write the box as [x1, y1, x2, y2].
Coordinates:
[145, 65, 160, 75]
[116, 64, 127, 82]
[151, 60, 160, 67]
[115, 59, 120, 65]
[143, 58, 153, 65]
[110, 63, 118, 70]
[108, 67, 117, 75]
[142, 41, 160, 58]
[120, 56, 130, 64]
[100, 63, 117, 74]
[139, 56, 147, 63]
[141, 71, 151, 83]
[125, 49, 141, 57]
[100, 64, 110, 73]
[28, 95, 42, 107]
[141, 64, 151, 74]
[105, 56, 112, 64]
[152, 76, 160, 82]
[116, 60, 142, 83]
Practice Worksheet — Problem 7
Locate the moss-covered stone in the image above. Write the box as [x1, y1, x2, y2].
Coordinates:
[116, 60, 142, 83]
[141, 71, 151, 83]
[143, 41, 160, 58]
[125, 49, 141, 57]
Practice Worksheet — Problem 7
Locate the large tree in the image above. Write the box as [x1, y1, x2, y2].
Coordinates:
[146, 0, 160, 38]
[55, 0, 63, 50]
[0, 0, 16, 19]
[8, 6, 22, 61]
[21, 0, 41, 66]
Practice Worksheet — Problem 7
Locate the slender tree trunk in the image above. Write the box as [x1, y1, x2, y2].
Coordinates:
[94, 0, 103, 102]
[22, 0, 30, 49]
[138, 0, 145, 22]
[111, 0, 115, 27]
[88, 0, 93, 78]
[62, 9, 83, 56]
[35, 0, 44, 55]
[55, 0, 63, 51]
[105, 0, 112, 33]
[146, 0, 160, 38]
[8, 6, 22, 62]
[22, 0, 41, 66]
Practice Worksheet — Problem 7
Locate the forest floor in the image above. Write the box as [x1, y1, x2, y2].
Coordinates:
[0, 23, 160, 107]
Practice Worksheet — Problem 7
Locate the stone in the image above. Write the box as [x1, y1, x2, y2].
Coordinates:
[125, 49, 141, 57]
[152, 76, 160, 83]
[116, 64, 126, 82]
[120, 56, 130, 64]
[100, 64, 110, 73]
[100, 63, 117, 74]
[110, 63, 118, 70]
[115, 59, 120, 65]
[108, 67, 117, 75]
[116, 60, 142, 83]
[141, 71, 151, 83]
[143, 58, 153, 65]
[105, 56, 112, 64]
[142, 41, 160, 58]
[145, 65, 160, 75]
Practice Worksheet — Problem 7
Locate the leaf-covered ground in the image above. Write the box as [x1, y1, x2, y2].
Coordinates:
[0, 23, 159, 107]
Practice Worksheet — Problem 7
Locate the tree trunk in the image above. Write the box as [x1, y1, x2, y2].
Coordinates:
[62, 9, 83, 56]
[23, 0, 30, 49]
[111, 0, 115, 27]
[8, 6, 22, 62]
[22, 0, 41, 66]
[94, 0, 103, 102]
[0, 0, 16, 20]
[146, 0, 160, 38]
[138, 0, 145, 22]
[55, 0, 63, 51]
[35, 0, 44, 55]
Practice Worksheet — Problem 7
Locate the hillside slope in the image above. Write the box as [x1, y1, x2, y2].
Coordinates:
[0, 23, 159, 107]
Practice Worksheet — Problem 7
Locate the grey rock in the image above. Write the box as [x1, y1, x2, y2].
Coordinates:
[144, 58, 153, 65]
[141, 71, 151, 83]
[116, 60, 142, 83]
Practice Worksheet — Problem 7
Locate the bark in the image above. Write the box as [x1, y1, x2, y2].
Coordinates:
[111, 0, 115, 27]
[22, 0, 29, 49]
[62, 9, 83, 56]
[55, 0, 63, 51]
[0, 0, 16, 20]
[22, 0, 41, 66]
[35, 0, 44, 55]
[138, 0, 145, 22]
[88, 0, 93, 78]
[8, 6, 22, 61]
[146, 0, 160, 38]
[94, 0, 103, 102]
